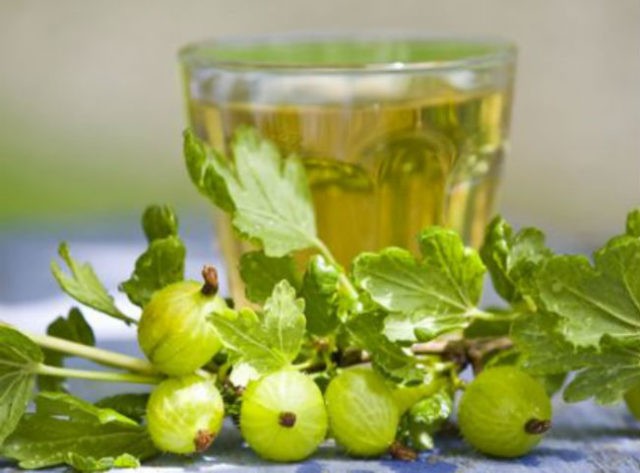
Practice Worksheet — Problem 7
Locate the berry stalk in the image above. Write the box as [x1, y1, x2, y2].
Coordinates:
[35, 363, 162, 385]
[27, 331, 157, 375]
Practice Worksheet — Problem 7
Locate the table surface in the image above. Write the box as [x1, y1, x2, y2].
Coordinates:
[0, 221, 637, 473]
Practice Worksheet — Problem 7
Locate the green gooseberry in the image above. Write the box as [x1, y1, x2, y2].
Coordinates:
[146, 374, 224, 454]
[138, 266, 225, 375]
[240, 370, 328, 462]
[458, 366, 552, 458]
[325, 368, 400, 457]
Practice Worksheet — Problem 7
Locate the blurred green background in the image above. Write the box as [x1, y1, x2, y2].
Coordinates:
[0, 0, 638, 244]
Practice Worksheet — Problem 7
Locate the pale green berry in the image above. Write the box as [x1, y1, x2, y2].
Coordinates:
[325, 368, 400, 457]
[240, 370, 328, 462]
[138, 269, 225, 375]
[146, 375, 224, 454]
[458, 366, 552, 458]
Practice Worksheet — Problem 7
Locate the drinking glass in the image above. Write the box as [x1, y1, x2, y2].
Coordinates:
[179, 35, 516, 299]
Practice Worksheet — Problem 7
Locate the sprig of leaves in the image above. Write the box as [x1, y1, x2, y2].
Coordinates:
[184, 128, 318, 256]
[354, 228, 488, 343]
[52, 243, 136, 325]
[535, 236, 640, 347]
[38, 307, 95, 392]
[211, 280, 306, 383]
[186, 130, 640, 404]
[480, 216, 552, 304]
[0, 326, 43, 444]
[508, 218, 640, 404]
[2, 128, 640, 472]
[344, 312, 423, 384]
[120, 204, 186, 307]
[0, 392, 157, 471]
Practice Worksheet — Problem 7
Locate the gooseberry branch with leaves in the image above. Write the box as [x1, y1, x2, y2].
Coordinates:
[0, 128, 639, 471]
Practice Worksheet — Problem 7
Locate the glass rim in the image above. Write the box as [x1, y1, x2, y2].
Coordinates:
[178, 33, 517, 73]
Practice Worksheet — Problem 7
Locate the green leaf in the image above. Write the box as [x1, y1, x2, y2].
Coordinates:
[383, 310, 469, 343]
[141, 204, 179, 242]
[510, 310, 591, 375]
[183, 129, 234, 212]
[535, 236, 640, 347]
[211, 280, 305, 376]
[51, 243, 135, 325]
[563, 336, 640, 404]
[463, 309, 517, 339]
[212, 308, 286, 375]
[120, 237, 186, 307]
[355, 228, 486, 342]
[94, 393, 150, 423]
[627, 208, 640, 237]
[511, 309, 640, 403]
[65, 452, 140, 472]
[184, 128, 318, 257]
[480, 216, 552, 303]
[39, 308, 95, 392]
[120, 205, 186, 307]
[0, 326, 43, 444]
[300, 255, 340, 336]
[354, 228, 485, 314]
[345, 312, 423, 384]
[405, 388, 453, 451]
[239, 250, 298, 303]
[0, 392, 157, 470]
[263, 280, 306, 361]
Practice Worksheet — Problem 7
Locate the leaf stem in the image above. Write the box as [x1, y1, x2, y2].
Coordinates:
[35, 364, 162, 385]
[292, 360, 314, 371]
[27, 332, 157, 375]
[312, 238, 359, 301]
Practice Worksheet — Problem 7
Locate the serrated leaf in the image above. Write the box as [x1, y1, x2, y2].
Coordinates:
[184, 128, 318, 257]
[212, 308, 288, 374]
[211, 281, 305, 375]
[0, 326, 43, 444]
[480, 216, 552, 303]
[355, 228, 486, 342]
[239, 251, 298, 303]
[65, 452, 140, 472]
[354, 228, 485, 314]
[406, 388, 453, 451]
[627, 208, 640, 237]
[120, 236, 186, 307]
[211, 308, 284, 373]
[94, 393, 149, 423]
[120, 205, 186, 307]
[141, 204, 179, 242]
[51, 243, 135, 325]
[563, 336, 640, 404]
[35, 391, 138, 426]
[345, 312, 423, 384]
[510, 310, 591, 375]
[183, 130, 234, 212]
[0, 392, 157, 470]
[263, 280, 306, 361]
[383, 310, 471, 343]
[39, 308, 95, 392]
[463, 310, 517, 339]
[536, 236, 640, 347]
[300, 255, 340, 335]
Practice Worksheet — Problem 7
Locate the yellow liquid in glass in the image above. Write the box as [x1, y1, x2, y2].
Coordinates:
[188, 87, 509, 297]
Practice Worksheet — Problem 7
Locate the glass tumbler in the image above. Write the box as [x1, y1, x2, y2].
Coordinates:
[179, 36, 516, 299]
